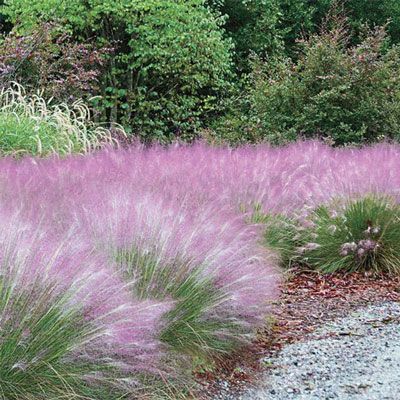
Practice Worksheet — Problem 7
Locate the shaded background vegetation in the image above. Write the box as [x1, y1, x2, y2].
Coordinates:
[2, 0, 400, 145]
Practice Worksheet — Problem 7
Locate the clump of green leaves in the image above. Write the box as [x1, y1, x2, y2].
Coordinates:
[207, 0, 284, 72]
[343, 0, 400, 44]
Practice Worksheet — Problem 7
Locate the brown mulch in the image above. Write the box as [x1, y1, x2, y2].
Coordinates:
[196, 269, 400, 398]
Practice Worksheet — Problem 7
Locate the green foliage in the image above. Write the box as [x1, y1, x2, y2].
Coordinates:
[303, 196, 400, 274]
[207, 1, 400, 146]
[207, 0, 400, 66]
[262, 196, 400, 274]
[341, 0, 400, 44]
[202, 80, 257, 145]
[245, 21, 400, 145]
[0, 282, 102, 399]
[2, 0, 234, 142]
[275, 0, 318, 56]
[0, 84, 119, 156]
[207, 0, 284, 72]
[207, 0, 319, 71]
[301, 0, 400, 45]
[116, 248, 238, 361]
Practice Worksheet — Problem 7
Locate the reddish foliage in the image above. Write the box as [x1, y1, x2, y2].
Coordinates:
[0, 23, 111, 101]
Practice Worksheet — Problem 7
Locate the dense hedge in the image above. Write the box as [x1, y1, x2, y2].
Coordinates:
[211, 18, 400, 146]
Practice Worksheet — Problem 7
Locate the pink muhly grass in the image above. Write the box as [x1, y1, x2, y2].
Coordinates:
[76, 189, 279, 357]
[2, 140, 400, 215]
[0, 208, 169, 382]
[1, 140, 400, 383]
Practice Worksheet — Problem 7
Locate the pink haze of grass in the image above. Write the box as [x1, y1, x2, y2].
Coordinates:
[0, 140, 398, 377]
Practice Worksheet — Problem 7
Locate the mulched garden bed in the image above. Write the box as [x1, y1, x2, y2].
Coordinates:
[197, 269, 400, 399]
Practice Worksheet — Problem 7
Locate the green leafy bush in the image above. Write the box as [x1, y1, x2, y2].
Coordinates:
[338, 0, 400, 44]
[2, 0, 233, 142]
[0, 84, 119, 156]
[207, 0, 400, 70]
[290, 0, 400, 45]
[207, 0, 284, 72]
[201, 82, 257, 145]
[246, 20, 400, 145]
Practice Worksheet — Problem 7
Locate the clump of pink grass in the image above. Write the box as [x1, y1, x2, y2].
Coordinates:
[0, 207, 171, 398]
[1, 140, 399, 392]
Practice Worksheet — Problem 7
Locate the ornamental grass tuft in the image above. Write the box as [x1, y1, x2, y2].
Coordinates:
[302, 196, 400, 274]
[0, 83, 122, 156]
[263, 195, 400, 274]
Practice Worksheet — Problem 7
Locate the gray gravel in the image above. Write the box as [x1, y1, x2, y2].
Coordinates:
[215, 302, 400, 400]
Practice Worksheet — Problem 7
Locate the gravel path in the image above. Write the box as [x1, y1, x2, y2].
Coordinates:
[216, 302, 400, 400]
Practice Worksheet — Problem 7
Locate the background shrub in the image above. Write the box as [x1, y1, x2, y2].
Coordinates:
[294, 0, 400, 46]
[0, 22, 109, 103]
[344, 0, 400, 44]
[207, 0, 400, 71]
[206, 0, 284, 72]
[245, 20, 400, 145]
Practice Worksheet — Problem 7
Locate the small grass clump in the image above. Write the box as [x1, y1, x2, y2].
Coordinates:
[303, 196, 400, 274]
[0, 83, 121, 157]
[263, 196, 400, 274]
